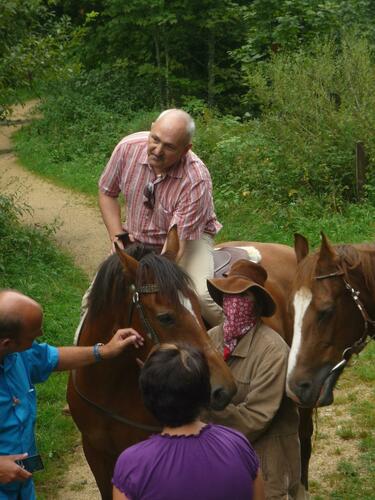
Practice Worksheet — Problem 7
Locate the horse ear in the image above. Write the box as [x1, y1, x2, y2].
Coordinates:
[115, 243, 138, 278]
[318, 232, 338, 264]
[294, 233, 309, 263]
[161, 225, 179, 261]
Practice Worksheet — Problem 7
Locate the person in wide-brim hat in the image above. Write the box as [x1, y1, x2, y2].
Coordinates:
[207, 259, 276, 317]
[204, 258, 302, 499]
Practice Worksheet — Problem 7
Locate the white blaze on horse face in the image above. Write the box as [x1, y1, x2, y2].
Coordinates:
[287, 286, 312, 379]
[178, 291, 199, 325]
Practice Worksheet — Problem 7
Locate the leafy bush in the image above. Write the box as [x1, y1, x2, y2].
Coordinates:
[239, 35, 375, 205]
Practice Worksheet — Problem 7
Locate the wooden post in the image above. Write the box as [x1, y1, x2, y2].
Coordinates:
[356, 142, 368, 201]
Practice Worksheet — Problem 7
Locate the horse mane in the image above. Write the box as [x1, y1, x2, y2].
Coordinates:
[293, 242, 375, 293]
[87, 244, 193, 322]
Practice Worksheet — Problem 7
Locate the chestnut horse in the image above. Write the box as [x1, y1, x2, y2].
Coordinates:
[218, 240, 313, 489]
[287, 233, 375, 408]
[67, 243, 236, 499]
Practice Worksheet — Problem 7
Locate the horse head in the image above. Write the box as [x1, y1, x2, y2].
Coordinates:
[85, 229, 235, 413]
[286, 232, 375, 408]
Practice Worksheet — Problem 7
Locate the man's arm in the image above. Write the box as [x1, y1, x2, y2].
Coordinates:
[98, 191, 126, 252]
[204, 342, 288, 442]
[55, 328, 143, 371]
[0, 454, 32, 484]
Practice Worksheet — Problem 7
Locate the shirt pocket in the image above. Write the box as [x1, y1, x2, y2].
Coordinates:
[153, 202, 174, 231]
[231, 376, 251, 406]
[14, 385, 36, 425]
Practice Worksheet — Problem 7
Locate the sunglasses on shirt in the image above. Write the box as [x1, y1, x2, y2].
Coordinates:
[143, 181, 156, 209]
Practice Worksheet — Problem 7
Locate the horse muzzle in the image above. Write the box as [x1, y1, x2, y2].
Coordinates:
[210, 383, 237, 411]
[286, 364, 343, 408]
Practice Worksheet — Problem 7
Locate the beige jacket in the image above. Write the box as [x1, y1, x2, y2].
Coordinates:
[206, 322, 301, 499]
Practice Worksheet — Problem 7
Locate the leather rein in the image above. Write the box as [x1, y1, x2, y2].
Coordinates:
[71, 282, 162, 433]
[315, 270, 375, 376]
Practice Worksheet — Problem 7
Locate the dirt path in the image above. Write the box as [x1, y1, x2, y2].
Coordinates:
[0, 103, 367, 499]
[0, 101, 108, 277]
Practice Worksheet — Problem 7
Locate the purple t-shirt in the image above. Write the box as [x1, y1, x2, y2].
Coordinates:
[112, 424, 259, 500]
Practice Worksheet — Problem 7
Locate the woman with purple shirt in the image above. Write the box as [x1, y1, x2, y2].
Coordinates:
[112, 343, 265, 500]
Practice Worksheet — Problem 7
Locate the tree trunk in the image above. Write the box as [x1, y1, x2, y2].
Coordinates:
[153, 32, 164, 109]
[207, 31, 215, 106]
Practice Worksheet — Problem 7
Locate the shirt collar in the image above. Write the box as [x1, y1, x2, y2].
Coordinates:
[0, 352, 17, 372]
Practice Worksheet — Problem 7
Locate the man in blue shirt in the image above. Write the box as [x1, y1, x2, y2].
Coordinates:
[0, 289, 143, 499]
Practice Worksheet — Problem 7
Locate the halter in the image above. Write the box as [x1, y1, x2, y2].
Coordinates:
[315, 270, 375, 376]
[71, 281, 162, 433]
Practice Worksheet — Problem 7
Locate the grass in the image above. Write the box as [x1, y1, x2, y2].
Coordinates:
[310, 343, 375, 499]
[0, 194, 88, 498]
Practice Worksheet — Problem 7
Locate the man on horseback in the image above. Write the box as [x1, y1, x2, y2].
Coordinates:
[98, 109, 223, 326]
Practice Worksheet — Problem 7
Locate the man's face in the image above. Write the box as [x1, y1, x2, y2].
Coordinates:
[147, 119, 191, 173]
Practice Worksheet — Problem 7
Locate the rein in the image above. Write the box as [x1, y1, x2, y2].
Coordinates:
[71, 282, 162, 433]
[315, 270, 375, 376]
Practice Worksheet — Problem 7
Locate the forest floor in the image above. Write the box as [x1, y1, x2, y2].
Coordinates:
[0, 103, 361, 499]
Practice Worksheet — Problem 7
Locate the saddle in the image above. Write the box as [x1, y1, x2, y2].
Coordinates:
[213, 247, 250, 278]
[117, 231, 252, 278]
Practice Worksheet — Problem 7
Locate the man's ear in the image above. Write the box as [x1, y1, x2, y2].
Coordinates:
[0, 337, 15, 350]
[183, 144, 192, 155]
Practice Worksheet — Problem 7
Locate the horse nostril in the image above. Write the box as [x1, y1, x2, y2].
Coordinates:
[211, 387, 230, 411]
[299, 381, 312, 391]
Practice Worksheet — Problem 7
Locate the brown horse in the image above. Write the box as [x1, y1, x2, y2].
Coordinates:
[67, 242, 236, 499]
[286, 233, 375, 408]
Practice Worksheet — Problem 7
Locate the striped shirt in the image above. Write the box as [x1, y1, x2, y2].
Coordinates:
[99, 132, 222, 246]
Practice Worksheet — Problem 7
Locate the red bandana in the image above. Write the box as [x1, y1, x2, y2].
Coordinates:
[222, 295, 257, 361]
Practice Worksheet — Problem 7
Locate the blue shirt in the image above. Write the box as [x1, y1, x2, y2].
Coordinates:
[0, 342, 59, 499]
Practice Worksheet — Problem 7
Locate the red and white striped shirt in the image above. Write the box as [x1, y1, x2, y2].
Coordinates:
[99, 132, 222, 246]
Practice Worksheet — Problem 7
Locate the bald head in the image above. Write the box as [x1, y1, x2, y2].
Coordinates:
[155, 109, 195, 144]
[0, 290, 42, 341]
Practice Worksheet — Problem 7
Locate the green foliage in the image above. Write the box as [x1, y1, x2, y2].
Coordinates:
[0, 193, 88, 493]
[239, 36, 375, 205]
[58, 0, 246, 111]
[235, 0, 375, 63]
[15, 84, 157, 195]
[0, 0, 75, 114]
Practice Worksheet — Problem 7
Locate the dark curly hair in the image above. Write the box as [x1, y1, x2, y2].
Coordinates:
[139, 343, 211, 427]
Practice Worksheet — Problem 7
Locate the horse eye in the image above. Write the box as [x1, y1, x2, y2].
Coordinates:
[157, 313, 175, 326]
[317, 306, 334, 323]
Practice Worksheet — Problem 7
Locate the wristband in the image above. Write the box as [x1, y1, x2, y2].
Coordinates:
[93, 343, 104, 362]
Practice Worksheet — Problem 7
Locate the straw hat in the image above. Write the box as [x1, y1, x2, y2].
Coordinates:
[207, 259, 276, 317]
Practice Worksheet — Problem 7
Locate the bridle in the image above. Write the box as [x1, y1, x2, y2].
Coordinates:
[71, 281, 162, 432]
[127, 283, 161, 345]
[315, 270, 375, 376]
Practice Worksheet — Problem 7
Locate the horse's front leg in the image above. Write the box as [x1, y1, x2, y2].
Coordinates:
[298, 407, 314, 489]
[82, 435, 117, 500]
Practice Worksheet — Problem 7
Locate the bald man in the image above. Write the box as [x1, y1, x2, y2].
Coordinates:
[98, 109, 223, 326]
[0, 289, 143, 500]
